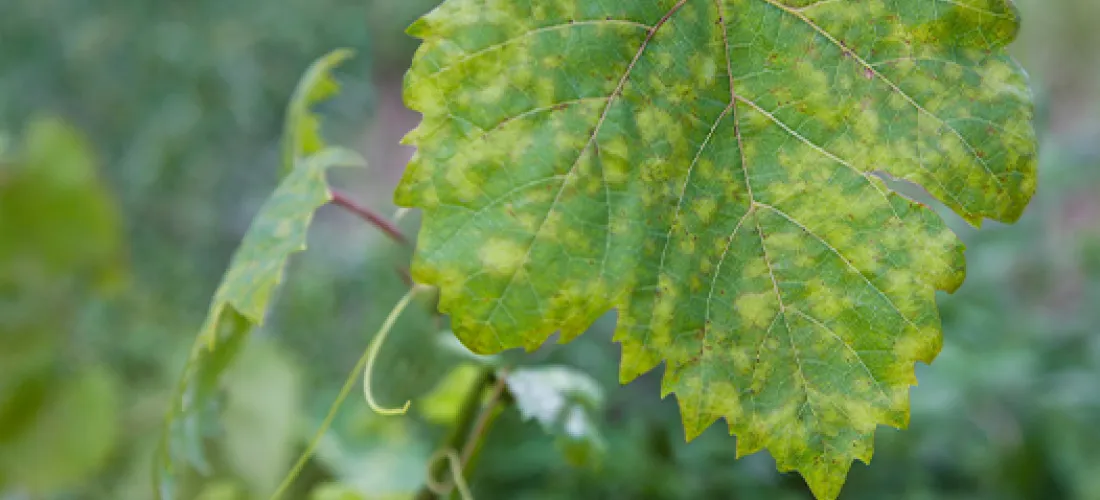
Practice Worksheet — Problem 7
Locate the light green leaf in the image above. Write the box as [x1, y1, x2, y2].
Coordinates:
[396, 1, 1038, 497]
[198, 146, 366, 349]
[160, 50, 363, 496]
[159, 148, 364, 495]
[282, 48, 356, 175]
[159, 308, 250, 494]
[505, 366, 606, 467]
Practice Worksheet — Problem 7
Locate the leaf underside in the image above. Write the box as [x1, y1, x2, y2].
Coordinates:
[395, 1, 1036, 498]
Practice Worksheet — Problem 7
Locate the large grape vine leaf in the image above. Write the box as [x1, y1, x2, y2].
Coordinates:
[395, 0, 1037, 497]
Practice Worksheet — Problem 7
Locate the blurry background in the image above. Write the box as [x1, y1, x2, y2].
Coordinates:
[1, 0, 1099, 498]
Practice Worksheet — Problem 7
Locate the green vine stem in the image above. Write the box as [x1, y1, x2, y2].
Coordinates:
[416, 369, 511, 500]
[425, 450, 474, 500]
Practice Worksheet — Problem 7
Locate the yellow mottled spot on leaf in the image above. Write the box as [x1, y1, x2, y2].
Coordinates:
[735, 292, 778, 329]
[478, 238, 526, 277]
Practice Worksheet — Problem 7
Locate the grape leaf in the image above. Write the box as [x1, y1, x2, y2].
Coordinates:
[395, 1, 1037, 497]
[197, 146, 366, 349]
[282, 48, 355, 175]
[198, 47, 362, 349]
[158, 49, 363, 497]
[158, 147, 365, 494]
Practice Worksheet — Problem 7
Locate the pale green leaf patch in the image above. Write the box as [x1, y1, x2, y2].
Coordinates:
[396, 0, 1037, 497]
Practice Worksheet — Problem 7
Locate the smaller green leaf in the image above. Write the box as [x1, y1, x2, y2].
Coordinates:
[159, 307, 250, 493]
[159, 148, 364, 497]
[504, 366, 607, 467]
[282, 48, 356, 176]
[198, 147, 366, 350]
[160, 49, 361, 498]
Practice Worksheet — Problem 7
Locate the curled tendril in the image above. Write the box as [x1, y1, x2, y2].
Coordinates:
[363, 285, 431, 415]
[270, 285, 429, 499]
[426, 448, 474, 500]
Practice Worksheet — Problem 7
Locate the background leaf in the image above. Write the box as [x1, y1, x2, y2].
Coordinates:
[397, 1, 1038, 497]
[0, 115, 125, 495]
[505, 366, 607, 468]
[0, 365, 119, 495]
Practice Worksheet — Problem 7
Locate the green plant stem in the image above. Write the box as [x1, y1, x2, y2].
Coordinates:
[419, 368, 491, 499]
[416, 369, 510, 500]
[459, 371, 509, 466]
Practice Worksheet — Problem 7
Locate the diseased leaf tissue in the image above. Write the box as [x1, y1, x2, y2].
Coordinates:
[396, 0, 1036, 497]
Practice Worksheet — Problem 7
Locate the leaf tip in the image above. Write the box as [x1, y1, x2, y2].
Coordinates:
[805, 474, 846, 500]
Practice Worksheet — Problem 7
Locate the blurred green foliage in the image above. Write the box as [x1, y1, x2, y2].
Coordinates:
[2, 0, 1100, 499]
[0, 116, 124, 496]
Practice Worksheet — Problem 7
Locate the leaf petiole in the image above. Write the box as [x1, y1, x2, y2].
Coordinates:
[330, 189, 409, 245]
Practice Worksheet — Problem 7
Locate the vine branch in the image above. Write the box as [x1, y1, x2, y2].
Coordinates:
[460, 370, 509, 466]
[416, 368, 511, 500]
